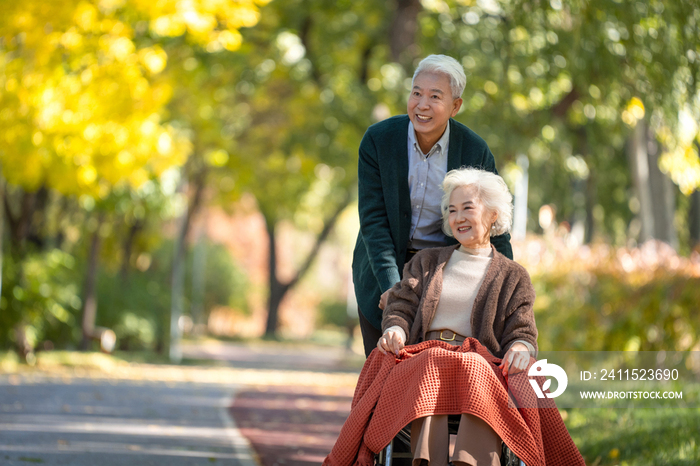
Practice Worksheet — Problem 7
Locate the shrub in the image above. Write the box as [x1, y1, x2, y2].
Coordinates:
[518, 239, 700, 352]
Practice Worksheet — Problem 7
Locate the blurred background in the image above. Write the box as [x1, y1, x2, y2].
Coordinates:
[1, 0, 700, 363]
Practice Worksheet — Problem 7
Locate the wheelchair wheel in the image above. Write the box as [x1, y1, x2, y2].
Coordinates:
[501, 442, 524, 466]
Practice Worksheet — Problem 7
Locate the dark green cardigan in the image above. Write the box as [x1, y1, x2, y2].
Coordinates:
[352, 115, 513, 329]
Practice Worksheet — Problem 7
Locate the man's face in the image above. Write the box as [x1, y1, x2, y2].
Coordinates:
[407, 71, 463, 149]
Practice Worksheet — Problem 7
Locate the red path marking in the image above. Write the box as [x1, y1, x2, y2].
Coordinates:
[230, 385, 354, 466]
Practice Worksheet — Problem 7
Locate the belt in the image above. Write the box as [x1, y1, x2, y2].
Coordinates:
[406, 248, 420, 261]
[425, 329, 467, 343]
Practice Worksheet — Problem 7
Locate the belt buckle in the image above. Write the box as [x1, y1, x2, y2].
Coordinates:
[439, 330, 456, 341]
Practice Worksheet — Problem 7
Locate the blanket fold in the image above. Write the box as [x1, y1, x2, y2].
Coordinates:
[323, 338, 585, 466]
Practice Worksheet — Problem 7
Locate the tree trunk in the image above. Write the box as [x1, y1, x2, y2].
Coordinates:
[170, 210, 186, 362]
[628, 120, 655, 242]
[646, 128, 678, 249]
[389, 0, 422, 66]
[169, 166, 207, 361]
[14, 323, 33, 363]
[584, 171, 596, 244]
[80, 215, 103, 350]
[190, 225, 207, 333]
[690, 190, 700, 249]
[264, 219, 288, 338]
[263, 192, 353, 338]
[120, 219, 143, 283]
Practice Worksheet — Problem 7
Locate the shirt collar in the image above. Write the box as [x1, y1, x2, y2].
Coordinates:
[408, 119, 451, 158]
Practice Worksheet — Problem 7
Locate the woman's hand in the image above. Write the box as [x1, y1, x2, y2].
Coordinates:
[377, 328, 405, 356]
[499, 342, 530, 377]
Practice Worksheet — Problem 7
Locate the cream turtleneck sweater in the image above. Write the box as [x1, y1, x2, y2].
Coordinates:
[427, 245, 492, 336]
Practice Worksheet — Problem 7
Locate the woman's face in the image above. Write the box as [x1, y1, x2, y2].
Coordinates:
[448, 185, 497, 249]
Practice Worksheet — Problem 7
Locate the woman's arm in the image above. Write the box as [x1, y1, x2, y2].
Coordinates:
[379, 255, 427, 349]
[499, 269, 538, 375]
[501, 269, 538, 351]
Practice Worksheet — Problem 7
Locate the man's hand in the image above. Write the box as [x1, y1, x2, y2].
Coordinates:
[379, 289, 390, 310]
[499, 342, 530, 377]
[377, 329, 404, 356]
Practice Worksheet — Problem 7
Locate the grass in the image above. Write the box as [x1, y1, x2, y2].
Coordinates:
[563, 406, 700, 465]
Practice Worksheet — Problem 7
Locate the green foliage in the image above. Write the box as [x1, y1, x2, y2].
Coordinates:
[94, 239, 248, 351]
[113, 313, 156, 351]
[192, 240, 249, 315]
[0, 249, 82, 349]
[317, 299, 356, 329]
[525, 240, 700, 352]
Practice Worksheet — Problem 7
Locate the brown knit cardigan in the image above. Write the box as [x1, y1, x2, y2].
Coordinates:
[382, 244, 537, 358]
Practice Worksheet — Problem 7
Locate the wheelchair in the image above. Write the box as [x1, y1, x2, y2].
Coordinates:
[375, 415, 525, 466]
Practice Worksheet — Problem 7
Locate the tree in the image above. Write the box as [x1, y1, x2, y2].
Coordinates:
[224, 0, 398, 337]
[405, 0, 700, 247]
[0, 0, 267, 355]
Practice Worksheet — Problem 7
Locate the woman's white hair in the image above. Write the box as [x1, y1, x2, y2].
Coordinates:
[441, 167, 513, 237]
[412, 54, 466, 100]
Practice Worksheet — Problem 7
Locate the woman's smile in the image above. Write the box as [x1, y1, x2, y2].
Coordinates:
[448, 185, 496, 249]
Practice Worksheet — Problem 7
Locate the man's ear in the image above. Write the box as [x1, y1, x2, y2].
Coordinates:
[451, 97, 463, 117]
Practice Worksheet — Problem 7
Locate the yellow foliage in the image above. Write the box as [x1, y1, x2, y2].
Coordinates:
[659, 143, 700, 195]
[622, 96, 645, 126]
[0, 0, 264, 198]
[0, 1, 251, 196]
[134, 0, 267, 50]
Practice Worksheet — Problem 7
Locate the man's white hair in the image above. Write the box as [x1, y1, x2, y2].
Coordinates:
[412, 54, 466, 100]
[441, 167, 513, 237]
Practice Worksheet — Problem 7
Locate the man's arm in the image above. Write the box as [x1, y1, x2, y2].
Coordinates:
[357, 130, 401, 293]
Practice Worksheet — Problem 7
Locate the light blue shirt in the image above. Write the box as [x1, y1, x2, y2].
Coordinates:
[407, 121, 450, 249]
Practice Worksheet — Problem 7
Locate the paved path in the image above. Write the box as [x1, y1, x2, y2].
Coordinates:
[0, 372, 256, 466]
[0, 341, 361, 466]
[180, 340, 361, 466]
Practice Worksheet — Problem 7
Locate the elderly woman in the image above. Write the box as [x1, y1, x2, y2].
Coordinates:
[377, 167, 537, 466]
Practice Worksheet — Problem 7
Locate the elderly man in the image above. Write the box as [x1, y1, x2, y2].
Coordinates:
[352, 54, 513, 357]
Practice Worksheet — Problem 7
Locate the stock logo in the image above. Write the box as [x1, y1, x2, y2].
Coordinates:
[528, 359, 568, 398]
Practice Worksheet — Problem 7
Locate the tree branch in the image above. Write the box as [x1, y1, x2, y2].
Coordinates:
[286, 191, 353, 291]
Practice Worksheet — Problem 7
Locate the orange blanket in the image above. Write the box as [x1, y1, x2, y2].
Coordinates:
[323, 339, 585, 466]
